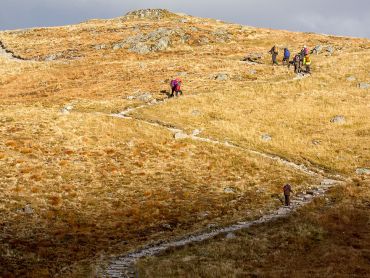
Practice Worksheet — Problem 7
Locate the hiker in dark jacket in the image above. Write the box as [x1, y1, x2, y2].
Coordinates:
[269, 45, 279, 65]
[283, 184, 293, 206]
[282, 48, 290, 65]
[291, 54, 302, 74]
[300, 45, 309, 58]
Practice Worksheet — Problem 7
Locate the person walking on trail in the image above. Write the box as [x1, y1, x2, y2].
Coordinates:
[282, 48, 290, 65]
[170, 78, 183, 97]
[283, 184, 293, 206]
[291, 53, 302, 74]
[303, 54, 311, 74]
[300, 45, 309, 58]
[269, 45, 279, 65]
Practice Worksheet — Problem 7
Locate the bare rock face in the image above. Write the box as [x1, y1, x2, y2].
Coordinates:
[113, 27, 189, 54]
[129, 42, 150, 54]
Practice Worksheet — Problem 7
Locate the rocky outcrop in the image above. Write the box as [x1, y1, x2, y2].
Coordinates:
[261, 134, 272, 142]
[330, 115, 346, 124]
[212, 28, 232, 43]
[242, 53, 263, 64]
[214, 73, 229, 81]
[358, 82, 370, 89]
[124, 9, 177, 20]
[112, 27, 189, 54]
[356, 168, 370, 175]
[111, 10, 234, 54]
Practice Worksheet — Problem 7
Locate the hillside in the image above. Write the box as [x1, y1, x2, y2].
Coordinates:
[0, 9, 369, 277]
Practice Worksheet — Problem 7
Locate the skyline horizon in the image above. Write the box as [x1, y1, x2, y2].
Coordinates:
[1, 1, 370, 39]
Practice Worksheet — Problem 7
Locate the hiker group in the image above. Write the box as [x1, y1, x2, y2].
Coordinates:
[269, 45, 311, 74]
[169, 45, 313, 97]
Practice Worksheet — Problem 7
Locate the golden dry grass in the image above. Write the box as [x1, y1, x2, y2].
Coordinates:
[0, 9, 369, 277]
[0, 105, 316, 276]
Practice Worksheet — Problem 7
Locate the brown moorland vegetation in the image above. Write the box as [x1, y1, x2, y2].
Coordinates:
[0, 9, 369, 277]
[137, 178, 370, 278]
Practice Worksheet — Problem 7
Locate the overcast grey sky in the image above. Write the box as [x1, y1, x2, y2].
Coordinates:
[0, 0, 369, 38]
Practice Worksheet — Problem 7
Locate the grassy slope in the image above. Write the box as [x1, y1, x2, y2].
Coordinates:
[137, 178, 370, 278]
[0, 10, 369, 277]
[0, 105, 315, 276]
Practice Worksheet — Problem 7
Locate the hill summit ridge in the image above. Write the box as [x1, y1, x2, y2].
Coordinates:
[124, 8, 178, 20]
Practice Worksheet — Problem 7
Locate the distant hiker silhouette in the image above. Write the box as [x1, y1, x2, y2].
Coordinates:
[283, 184, 293, 206]
[170, 78, 183, 97]
[290, 54, 302, 74]
[282, 48, 290, 65]
[269, 45, 279, 65]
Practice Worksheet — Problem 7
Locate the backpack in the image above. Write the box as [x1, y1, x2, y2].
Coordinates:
[304, 48, 309, 55]
[284, 49, 290, 58]
[176, 81, 182, 91]
[170, 79, 178, 88]
[283, 184, 291, 194]
[304, 55, 311, 65]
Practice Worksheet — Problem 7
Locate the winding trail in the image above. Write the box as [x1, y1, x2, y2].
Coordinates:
[101, 178, 340, 278]
[93, 95, 348, 277]
[0, 40, 27, 61]
[110, 98, 343, 180]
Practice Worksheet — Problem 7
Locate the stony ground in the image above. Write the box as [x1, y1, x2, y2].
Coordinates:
[0, 8, 369, 277]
